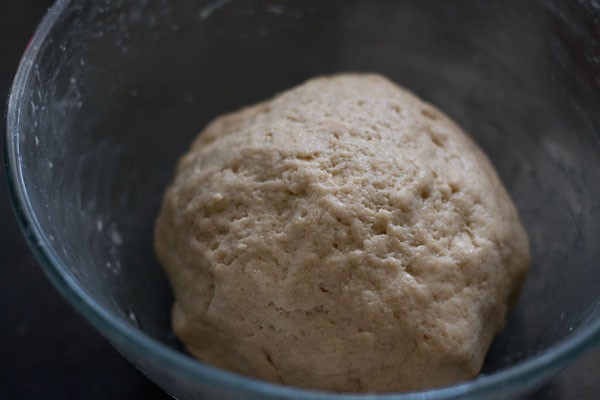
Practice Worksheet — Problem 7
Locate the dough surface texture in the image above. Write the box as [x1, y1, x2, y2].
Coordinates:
[154, 73, 530, 393]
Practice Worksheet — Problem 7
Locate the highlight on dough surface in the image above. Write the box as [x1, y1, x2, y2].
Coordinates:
[154, 73, 530, 393]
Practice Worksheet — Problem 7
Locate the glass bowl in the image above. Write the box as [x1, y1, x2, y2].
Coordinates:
[6, 0, 600, 399]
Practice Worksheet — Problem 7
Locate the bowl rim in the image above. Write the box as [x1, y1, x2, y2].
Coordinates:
[5, 0, 600, 398]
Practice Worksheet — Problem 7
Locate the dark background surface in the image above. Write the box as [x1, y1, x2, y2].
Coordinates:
[1, 1, 599, 399]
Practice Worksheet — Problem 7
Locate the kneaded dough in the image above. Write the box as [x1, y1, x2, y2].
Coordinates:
[154, 73, 530, 393]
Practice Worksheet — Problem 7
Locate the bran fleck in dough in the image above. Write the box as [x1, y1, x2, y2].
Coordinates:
[154, 73, 530, 393]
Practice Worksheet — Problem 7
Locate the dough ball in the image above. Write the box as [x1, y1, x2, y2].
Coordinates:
[154, 73, 530, 393]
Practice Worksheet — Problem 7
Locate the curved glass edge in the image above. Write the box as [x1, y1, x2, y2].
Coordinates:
[5, 0, 600, 399]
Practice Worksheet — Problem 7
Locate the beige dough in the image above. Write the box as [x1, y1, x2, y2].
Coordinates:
[154, 73, 530, 393]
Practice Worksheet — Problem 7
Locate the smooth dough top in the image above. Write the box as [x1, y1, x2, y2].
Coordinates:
[154, 73, 530, 393]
